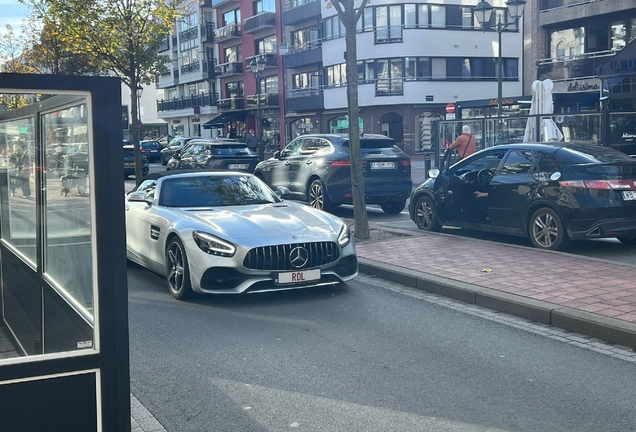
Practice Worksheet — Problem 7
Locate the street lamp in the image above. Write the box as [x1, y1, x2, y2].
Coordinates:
[247, 56, 267, 161]
[474, 0, 526, 118]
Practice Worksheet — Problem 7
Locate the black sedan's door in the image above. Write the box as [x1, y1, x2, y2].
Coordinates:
[487, 149, 537, 229]
[176, 144, 200, 169]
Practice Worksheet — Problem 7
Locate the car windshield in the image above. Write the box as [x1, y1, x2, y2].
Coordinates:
[211, 145, 254, 156]
[160, 175, 280, 207]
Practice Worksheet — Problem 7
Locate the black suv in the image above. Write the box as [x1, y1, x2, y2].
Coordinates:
[165, 140, 258, 173]
[253, 134, 412, 213]
[123, 144, 149, 179]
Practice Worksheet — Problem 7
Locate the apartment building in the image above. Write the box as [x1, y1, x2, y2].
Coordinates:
[525, 0, 636, 154]
[157, 0, 524, 155]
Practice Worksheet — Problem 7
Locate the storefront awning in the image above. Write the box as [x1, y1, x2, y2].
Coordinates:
[202, 111, 246, 129]
[598, 38, 636, 78]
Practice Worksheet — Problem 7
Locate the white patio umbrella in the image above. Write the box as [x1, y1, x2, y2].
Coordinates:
[540, 79, 564, 142]
[523, 80, 541, 142]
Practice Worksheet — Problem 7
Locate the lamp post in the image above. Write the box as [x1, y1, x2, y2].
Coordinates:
[474, 0, 526, 118]
[247, 56, 266, 161]
[136, 84, 143, 137]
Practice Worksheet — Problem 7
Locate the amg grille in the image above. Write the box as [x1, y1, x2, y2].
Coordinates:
[243, 242, 340, 271]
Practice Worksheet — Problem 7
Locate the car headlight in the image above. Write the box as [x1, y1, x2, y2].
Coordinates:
[192, 231, 236, 257]
[338, 224, 351, 247]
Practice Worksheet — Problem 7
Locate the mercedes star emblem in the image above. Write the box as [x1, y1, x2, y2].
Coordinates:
[289, 246, 309, 269]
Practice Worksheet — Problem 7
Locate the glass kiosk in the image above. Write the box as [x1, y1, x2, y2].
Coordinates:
[0, 74, 130, 431]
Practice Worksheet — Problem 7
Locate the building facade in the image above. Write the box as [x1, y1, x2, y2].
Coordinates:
[525, 0, 636, 155]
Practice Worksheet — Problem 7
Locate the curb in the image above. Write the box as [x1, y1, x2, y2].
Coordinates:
[358, 258, 636, 349]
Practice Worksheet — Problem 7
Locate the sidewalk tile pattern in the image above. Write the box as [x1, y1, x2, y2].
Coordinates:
[356, 233, 636, 323]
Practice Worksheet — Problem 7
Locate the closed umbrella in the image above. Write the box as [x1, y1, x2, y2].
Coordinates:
[523, 80, 541, 142]
[540, 79, 564, 142]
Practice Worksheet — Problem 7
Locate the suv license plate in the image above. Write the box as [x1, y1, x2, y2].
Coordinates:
[370, 162, 395, 169]
[277, 269, 320, 285]
[622, 191, 636, 201]
[228, 164, 248, 170]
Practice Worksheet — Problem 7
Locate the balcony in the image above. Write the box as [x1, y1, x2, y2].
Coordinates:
[243, 12, 276, 35]
[211, 0, 239, 7]
[245, 53, 278, 70]
[538, 50, 618, 81]
[180, 62, 201, 75]
[202, 60, 216, 79]
[200, 22, 215, 43]
[179, 26, 199, 42]
[285, 88, 324, 111]
[157, 91, 218, 113]
[158, 37, 169, 52]
[376, 78, 404, 96]
[246, 93, 279, 108]
[282, 0, 320, 26]
[214, 61, 243, 77]
[284, 45, 322, 69]
[217, 97, 245, 111]
[214, 23, 241, 43]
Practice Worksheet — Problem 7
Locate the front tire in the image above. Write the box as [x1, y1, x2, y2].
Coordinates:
[380, 199, 406, 214]
[166, 237, 193, 300]
[528, 207, 570, 251]
[414, 196, 441, 231]
[617, 236, 636, 246]
[308, 179, 332, 212]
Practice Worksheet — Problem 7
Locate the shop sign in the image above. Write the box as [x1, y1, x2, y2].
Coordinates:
[553, 78, 600, 94]
[622, 133, 636, 142]
[445, 113, 456, 120]
[489, 98, 515, 106]
[298, 122, 314, 129]
[172, 119, 180, 124]
[607, 59, 636, 74]
[192, 117, 200, 123]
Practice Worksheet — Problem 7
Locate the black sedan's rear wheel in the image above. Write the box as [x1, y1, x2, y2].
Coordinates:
[166, 237, 193, 300]
[309, 179, 332, 212]
[528, 207, 570, 251]
[380, 199, 406, 214]
[617, 236, 636, 246]
[414, 196, 441, 231]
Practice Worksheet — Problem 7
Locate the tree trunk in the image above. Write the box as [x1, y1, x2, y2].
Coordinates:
[130, 72, 143, 186]
[343, 3, 369, 240]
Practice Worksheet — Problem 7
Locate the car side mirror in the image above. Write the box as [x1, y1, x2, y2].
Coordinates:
[273, 151, 280, 159]
[428, 168, 440, 179]
[127, 191, 149, 203]
[276, 186, 291, 198]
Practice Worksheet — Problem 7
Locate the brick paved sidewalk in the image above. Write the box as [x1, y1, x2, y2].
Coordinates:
[355, 231, 636, 324]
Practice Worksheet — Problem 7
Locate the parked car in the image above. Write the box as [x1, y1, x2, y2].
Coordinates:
[125, 171, 358, 299]
[123, 144, 149, 179]
[160, 137, 194, 165]
[409, 143, 636, 251]
[139, 140, 162, 163]
[166, 139, 258, 173]
[253, 134, 412, 214]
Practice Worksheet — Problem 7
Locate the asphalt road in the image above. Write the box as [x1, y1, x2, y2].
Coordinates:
[128, 266, 636, 432]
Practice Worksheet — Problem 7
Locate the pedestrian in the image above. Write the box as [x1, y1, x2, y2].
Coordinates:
[245, 129, 259, 154]
[143, 133, 151, 140]
[9, 145, 31, 198]
[447, 125, 477, 159]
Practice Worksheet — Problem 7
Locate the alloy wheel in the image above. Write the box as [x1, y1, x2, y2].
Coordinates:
[309, 182, 324, 210]
[532, 212, 559, 248]
[417, 200, 434, 229]
[167, 242, 185, 295]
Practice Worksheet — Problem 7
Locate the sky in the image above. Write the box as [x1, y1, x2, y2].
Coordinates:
[0, 0, 29, 34]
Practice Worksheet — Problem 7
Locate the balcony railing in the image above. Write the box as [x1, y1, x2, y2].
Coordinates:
[538, 49, 619, 81]
[200, 22, 215, 43]
[246, 93, 279, 108]
[285, 87, 324, 111]
[375, 78, 404, 96]
[539, 0, 595, 12]
[214, 23, 241, 43]
[157, 91, 218, 112]
[180, 62, 201, 74]
[215, 61, 242, 77]
[283, 0, 317, 12]
[217, 97, 245, 111]
[158, 37, 169, 52]
[243, 12, 276, 34]
[179, 26, 199, 42]
[245, 53, 277, 69]
[282, 0, 320, 26]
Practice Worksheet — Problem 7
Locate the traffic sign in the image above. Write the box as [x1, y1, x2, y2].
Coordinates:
[445, 103, 455, 114]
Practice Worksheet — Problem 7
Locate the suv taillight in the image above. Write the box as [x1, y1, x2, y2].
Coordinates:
[559, 180, 636, 190]
[330, 160, 351, 167]
[400, 160, 411, 167]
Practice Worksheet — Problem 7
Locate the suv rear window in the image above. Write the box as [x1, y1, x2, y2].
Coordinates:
[342, 138, 398, 150]
[211, 145, 254, 156]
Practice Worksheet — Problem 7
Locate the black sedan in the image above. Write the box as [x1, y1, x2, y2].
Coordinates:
[140, 140, 162, 163]
[166, 139, 258, 173]
[409, 143, 636, 251]
[160, 137, 194, 165]
[253, 133, 412, 214]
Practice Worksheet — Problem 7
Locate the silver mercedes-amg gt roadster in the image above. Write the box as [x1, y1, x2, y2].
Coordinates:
[125, 171, 358, 299]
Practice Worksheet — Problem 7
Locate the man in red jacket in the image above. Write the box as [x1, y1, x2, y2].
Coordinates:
[448, 125, 477, 159]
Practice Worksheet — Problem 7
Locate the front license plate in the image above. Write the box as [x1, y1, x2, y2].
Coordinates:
[370, 162, 395, 169]
[277, 269, 320, 285]
[622, 191, 636, 201]
[228, 163, 248, 170]
[124, 162, 134, 166]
